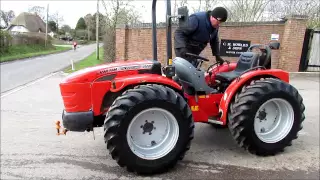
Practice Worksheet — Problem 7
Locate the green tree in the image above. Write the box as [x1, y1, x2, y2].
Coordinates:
[48, 21, 57, 32]
[84, 14, 94, 40]
[49, 11, 64, 32]
[90, 13, 107, 38]
[61, 25, 71, 33]
[75, 17, 87, 30]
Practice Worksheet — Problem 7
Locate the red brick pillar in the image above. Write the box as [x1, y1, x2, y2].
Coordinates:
[115, 25, 128, 61]
[279, 15, 308, 72]
[271, 48, 280, 69]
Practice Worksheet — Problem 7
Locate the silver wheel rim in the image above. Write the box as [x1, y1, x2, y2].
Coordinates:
[126, 108, 179, 160]
[254, 98, 294, 143]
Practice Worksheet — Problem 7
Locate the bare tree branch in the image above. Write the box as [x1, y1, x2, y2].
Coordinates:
[49, 11, 64, 31]
[266, 0, 319, 20]
[28, 6, 45, 20]
[223, 0, 271, 22]
[1, 10, 15, 28]
[100, 0, 143, 62]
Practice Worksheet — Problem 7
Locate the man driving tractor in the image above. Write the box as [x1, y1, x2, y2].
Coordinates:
[174, 7, 228, 66]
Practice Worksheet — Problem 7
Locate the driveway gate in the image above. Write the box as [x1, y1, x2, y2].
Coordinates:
[299, 28, 320, 72]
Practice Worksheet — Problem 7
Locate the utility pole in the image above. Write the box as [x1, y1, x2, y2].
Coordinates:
[45, 3, 49, 48]
[56, 12, 59, 33]
[96, 0, 99, 60]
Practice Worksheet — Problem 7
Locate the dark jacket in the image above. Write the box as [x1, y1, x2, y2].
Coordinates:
[174, 11, 220, 56]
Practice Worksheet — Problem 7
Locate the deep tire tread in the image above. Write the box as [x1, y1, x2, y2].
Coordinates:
[103, 84, 194, 175]
[228, 78, 305, 156]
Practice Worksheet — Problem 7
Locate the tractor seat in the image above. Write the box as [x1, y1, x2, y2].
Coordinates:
[216, 52, 260, 82]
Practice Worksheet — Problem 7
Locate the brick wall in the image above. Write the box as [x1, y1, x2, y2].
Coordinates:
[115, 15, 308, 72]
[278, 16, 309, 71]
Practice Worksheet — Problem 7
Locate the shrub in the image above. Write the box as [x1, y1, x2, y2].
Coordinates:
[103, 28, 116, 63]
[10, 32, 53, 46]
[77, 40, 89, 45]
[0, 30, 12, 54]
[74, 29, 87, 40]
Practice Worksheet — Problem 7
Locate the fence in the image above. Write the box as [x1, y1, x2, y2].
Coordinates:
[8, 31, 52, 46]
[299, 28, 320, 72]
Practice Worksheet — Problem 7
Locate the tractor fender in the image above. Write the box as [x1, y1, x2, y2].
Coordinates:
[109, 74, 182, 92]
[219, 69, 289, 125]
[91, 74, 182, 116]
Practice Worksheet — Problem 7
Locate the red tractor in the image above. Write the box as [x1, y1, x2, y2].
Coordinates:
[58, 0, 305, 175]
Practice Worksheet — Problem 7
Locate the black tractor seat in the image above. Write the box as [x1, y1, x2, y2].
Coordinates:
[216, 70, 242, 82]
[215, 52, 261, 82]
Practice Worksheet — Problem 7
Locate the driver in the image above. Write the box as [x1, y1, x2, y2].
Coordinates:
[174, 7, 228, 67]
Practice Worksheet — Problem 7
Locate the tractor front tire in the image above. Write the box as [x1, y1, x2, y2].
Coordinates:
[103, 84, 194, 175]
[228, 78, 305, 156]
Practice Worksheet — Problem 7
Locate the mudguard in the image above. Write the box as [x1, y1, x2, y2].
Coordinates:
[219, 69, 289, 124]
[91, 74, 182, 116]
[109, 74, 182, 92]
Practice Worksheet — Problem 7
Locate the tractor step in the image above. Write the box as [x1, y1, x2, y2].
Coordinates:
[208, 118, 223, 125]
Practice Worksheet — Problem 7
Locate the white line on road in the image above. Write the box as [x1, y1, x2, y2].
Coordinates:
[1, 72, 59, 98]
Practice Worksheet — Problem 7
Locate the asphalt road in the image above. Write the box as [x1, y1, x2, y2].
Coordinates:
[0, 43, 98, 93]
[1, 73, 319, 180]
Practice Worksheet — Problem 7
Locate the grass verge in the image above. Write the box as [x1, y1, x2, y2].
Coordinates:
[0, 44, 71, 63]
[64, 47, 104, 73]
[52, 39, 96, 46]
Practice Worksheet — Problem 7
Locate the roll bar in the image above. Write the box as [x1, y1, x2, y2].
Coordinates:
[151, 0, 189, 65]
[152, 0, 157, 61]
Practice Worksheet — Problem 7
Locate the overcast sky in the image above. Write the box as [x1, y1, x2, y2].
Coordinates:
[1, 0, 210, 28]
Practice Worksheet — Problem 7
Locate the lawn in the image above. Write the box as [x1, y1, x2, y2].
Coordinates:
[64, 47, 104, 73]
[0, 44, 71, 63]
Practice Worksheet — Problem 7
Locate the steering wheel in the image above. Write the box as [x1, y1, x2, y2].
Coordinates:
[184, 52, 230, 73]
[185, 53, 210, 62]
[205, 58, 230, 73]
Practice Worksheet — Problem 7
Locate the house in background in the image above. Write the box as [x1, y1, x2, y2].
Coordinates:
[7, 12, 54, 37]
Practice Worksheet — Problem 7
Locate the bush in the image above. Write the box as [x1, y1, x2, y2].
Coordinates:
[74, 29, 87, 40]
[10, 32, 53, 46]
[77, 40, 89, 45]
[103, 28, 116, 63]
[0, 30, 12, 54]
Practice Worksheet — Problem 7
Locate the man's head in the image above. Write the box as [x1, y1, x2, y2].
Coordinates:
[209, 7, 228, 28]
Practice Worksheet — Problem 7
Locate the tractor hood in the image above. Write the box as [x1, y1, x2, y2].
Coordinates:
[61, 59, 159, 84]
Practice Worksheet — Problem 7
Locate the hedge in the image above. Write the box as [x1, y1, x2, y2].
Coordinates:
[0, 30, 12, 54]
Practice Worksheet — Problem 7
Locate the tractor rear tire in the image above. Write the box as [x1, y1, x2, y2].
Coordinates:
[228, 78, 305, 156]
[103, 84, 194, 175]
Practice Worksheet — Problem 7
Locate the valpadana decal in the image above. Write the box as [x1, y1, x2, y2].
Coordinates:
[99, 64, 153, 74]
